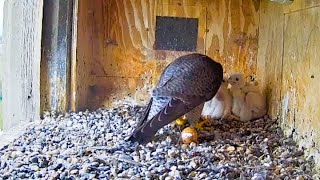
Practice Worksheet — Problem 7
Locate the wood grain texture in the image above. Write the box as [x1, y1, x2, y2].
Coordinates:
[205, 0, 260, 75]
[41, 0, 73, 113]
[74, 0, 260, 109]
[282, 5, 320, 167]
[74, 0, 99, 110]
[2, 0, 43, 129]
[257, 1, 284, 119]
[258, 0, 320, 169]
[283, 0, 320, 13]
[70, 0, 79, 112]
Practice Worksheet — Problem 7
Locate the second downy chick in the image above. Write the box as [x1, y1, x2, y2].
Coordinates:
[228, 73, 267, 122]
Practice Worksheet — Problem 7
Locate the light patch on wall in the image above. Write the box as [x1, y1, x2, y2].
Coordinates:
[281, 92, 289, 122]
[0, 0, 3, 130]
[0, 0, 3, 42]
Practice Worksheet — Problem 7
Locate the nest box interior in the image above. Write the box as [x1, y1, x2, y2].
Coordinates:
[71, 0, 320, 166]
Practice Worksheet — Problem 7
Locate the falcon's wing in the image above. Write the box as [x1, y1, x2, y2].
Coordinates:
[127, 95, 205, 144]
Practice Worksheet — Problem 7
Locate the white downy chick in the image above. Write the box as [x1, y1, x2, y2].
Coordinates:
[227, 73, 246, 118]
[202, 77, 232, 120]
[228, 73, 267, 122]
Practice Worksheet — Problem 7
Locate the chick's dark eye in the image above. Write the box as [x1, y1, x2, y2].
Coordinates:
[236, 78, 239, 81]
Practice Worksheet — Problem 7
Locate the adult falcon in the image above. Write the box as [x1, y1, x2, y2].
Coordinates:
[127, 53, 223, 144]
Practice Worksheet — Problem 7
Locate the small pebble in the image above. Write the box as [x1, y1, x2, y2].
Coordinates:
[167, 149, 176, 158]
[226, 146, 236, 152]
[30, 165, 39, 171]
[199, 173, 207, 179]
[70, 169, 79, 175]
[251, 173, 265, 180]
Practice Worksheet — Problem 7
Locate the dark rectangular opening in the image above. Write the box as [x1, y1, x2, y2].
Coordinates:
[154, 16, 199, 52]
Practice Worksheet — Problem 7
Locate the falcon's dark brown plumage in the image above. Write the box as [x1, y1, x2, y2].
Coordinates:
[127, 53, 223, 144]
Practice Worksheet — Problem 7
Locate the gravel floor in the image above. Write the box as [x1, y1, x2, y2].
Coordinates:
[0, 103, 319, 180]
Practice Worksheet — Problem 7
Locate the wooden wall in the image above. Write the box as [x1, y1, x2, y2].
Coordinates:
[41, 0, 74, 114]
[74, 0, 260, 110]
[257, 0, 320, 169]
[2, 0, 43, 130]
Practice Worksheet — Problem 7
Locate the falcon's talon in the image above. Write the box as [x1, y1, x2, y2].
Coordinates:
[175, 115, 188, 126]
[193, 118, 211, 131]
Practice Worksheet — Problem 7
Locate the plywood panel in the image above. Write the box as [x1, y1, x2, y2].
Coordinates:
[74, 0, 101, 110]
[206, 0, 260, 76]
[282, 6, 320, 165]
[256, 1, 284, 119]
[75, 0, 260, 108]
[258, 0, 320, 169]
[2, 0, 43, 129]
[70, 0, 79, 111]
[284, 0, 320, 13]
[91, 0, 160, 107]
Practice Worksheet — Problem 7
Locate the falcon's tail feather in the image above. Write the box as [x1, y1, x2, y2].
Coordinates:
[135, 98, 153, 128]
[125, 98, 153, 140]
